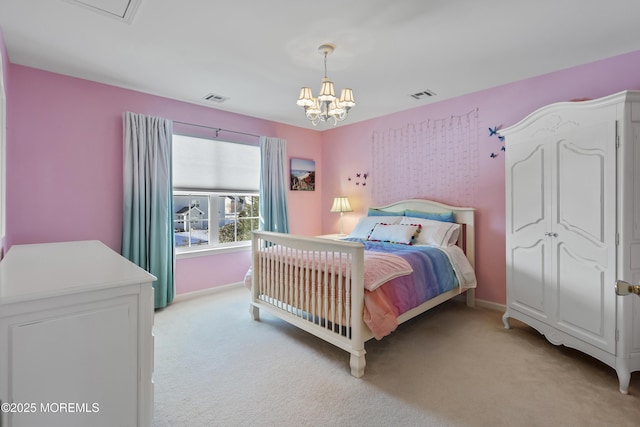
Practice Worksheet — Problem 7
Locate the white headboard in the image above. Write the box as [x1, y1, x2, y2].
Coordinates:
[370, 199, 475, 268]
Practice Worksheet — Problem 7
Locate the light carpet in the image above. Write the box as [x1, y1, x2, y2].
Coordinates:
[152, 286, 640, 427]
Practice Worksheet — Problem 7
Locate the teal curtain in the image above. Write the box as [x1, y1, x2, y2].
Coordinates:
[259, 136, 289, 233]
[122, 112, 175, 309]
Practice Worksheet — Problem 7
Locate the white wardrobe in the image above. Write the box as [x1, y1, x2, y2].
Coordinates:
[501, 90, 640, 394]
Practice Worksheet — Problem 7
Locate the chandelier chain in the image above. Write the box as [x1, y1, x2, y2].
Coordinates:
[323, 51, 328, 78]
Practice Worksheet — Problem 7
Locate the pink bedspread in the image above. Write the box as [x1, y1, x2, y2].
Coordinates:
[362, 251, 412, 291]
[364, 272, 431, 340]
[364, 288, 400, 340]
[356, 241, 467, 340]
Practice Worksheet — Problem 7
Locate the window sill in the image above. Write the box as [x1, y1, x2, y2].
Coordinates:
[176, 243, 251, 260]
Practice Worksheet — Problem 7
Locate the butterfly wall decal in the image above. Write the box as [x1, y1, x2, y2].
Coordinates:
[488, 125, 505, 158]
[348, 171, 369, 188]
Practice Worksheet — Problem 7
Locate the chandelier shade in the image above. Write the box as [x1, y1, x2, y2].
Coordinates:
[297, 43, 355, 126]
[339, 88, 355, 107]
[318, 78, 336, 101]
[297, 87, 314, 107]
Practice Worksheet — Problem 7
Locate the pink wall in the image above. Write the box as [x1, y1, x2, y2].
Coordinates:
[4, 64, 322, 295]
[321, 50, 640, 304]
[4, 40, 640, 303]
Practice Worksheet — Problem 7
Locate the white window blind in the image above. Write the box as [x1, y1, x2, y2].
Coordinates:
[172, 134, 260, 192]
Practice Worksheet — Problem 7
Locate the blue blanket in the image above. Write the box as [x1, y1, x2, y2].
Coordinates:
[345, 238, 459, 309]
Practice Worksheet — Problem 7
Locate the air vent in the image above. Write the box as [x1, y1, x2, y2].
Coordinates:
[410, 90, 437, 100]
[64, 0, 141, 23]
[202, 93, 230, 103]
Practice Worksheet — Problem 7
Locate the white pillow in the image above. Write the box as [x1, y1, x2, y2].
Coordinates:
[367, 223, 420, 245]
[348, 216, 402, 239]
[399, 217, 460, 246]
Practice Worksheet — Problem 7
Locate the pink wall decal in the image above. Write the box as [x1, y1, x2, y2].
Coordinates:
[371, 109, 480, 207]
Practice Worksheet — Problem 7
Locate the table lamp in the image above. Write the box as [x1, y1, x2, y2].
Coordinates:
[330, 196, 353, 235]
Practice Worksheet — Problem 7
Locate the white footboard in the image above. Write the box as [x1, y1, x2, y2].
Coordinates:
[250, 231, 368, 377]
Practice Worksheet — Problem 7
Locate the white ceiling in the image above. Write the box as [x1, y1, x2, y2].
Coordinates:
[2, 0, 640, 130]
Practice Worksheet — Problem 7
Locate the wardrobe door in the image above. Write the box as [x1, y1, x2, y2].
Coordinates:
[506, 138, 552, 323]
[550, 121, 617, 353]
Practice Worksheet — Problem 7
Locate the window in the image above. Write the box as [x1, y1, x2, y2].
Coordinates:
[172, 134, 260, 254]
[173, 193, 259, 251]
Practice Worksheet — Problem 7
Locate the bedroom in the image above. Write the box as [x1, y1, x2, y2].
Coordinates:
[1, 1, 640, 426]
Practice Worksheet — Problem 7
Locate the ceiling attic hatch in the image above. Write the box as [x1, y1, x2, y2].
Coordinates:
[410, 90, 437, 100]
[64, 0, 141, 23]
[202, 93, 230, 104]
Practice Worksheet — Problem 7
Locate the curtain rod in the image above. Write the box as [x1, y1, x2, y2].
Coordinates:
[173, 120, 260, 139]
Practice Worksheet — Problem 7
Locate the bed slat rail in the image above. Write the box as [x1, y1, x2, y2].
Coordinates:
[250, 231, 367, 376]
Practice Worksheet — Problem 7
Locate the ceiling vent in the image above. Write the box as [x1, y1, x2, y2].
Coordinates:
[202, 93, 230, 104]
[410, 90, 437, 100]
[64, 0, 141, 23]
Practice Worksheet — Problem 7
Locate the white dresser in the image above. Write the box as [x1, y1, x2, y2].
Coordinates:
[501, 91, 640, 394]
[0, 240, 156, 426]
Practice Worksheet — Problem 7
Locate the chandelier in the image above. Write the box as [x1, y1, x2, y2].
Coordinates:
[296, 43, 355, 126]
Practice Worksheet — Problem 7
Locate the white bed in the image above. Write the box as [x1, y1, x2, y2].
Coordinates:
[249, 199, 476, 377]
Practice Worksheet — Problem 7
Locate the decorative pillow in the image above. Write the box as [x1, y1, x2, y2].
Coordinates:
[368, 208, 405, 217]
[367, 223, 421, 245]
[405, 209, 455, 223]
[399, 217, 460, 246]
[348, 216, 403, 239]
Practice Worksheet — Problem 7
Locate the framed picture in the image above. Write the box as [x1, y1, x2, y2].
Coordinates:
[290, 158, 315, 191]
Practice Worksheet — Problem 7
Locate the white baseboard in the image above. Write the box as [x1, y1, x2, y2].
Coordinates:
[475, 298, 506, 312]
[173, 282, 244, 304]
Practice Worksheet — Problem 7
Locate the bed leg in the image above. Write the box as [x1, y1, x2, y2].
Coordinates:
[350, 352, 366, 378]
[466, 288, 475, 308]
[249, 304, 260, 321]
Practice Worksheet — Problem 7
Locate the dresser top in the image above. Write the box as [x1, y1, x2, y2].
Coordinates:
[0, 240, 157, 305]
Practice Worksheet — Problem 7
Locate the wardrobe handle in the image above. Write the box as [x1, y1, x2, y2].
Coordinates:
[544, 232, 558, 237]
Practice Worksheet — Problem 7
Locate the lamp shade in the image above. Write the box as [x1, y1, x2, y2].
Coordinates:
[318, 78, 336, 101]
[339, 88, 355, 108]
[297, 87, 314, 107]
[330, 196, 353, 213]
